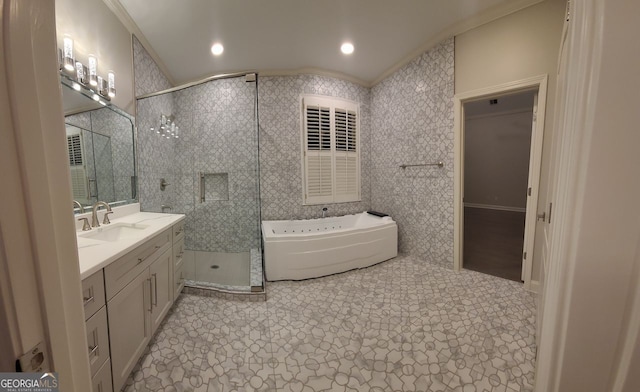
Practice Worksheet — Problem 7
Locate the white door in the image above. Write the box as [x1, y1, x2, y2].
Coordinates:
[150, 249, 173, 334]
[522, 93, 539, 282]
[107, 270, 151, 392]
[535, 10, 570, 348]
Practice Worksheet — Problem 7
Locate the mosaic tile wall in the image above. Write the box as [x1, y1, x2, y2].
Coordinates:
[133, 36, 173, 97]
[135, 36, 456, 267]
[136, 93, 176, 213]
[133, 35, 176, 214]
[258, 75, 371, 220]
[370, 38, 455, 267]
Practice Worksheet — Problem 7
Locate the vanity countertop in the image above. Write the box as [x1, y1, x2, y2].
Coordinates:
[77, 212, 185, 280]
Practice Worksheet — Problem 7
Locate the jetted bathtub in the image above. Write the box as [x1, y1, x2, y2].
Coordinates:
[262, 212, 397, 281]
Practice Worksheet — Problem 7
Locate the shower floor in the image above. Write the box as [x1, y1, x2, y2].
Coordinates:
[184, 250, 251, 287]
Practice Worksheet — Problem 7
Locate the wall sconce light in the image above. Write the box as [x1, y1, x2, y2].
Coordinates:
[63, 37, 75, 71]
[59, 37, 115, 103]
[88, 54, 98, 86]
[107, 71, 116, 98]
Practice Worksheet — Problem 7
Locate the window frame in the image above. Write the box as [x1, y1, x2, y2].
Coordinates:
[300, 94, 361, 206]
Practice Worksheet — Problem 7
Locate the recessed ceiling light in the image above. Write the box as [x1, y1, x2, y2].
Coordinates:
[341, 42, 354, 55]
[211, 43, 224, 56]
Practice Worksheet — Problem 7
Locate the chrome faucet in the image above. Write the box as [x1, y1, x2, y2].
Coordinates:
[322, 207, 328, 218]
[73, 200, 85, 213]
[91, 201, 113, 228]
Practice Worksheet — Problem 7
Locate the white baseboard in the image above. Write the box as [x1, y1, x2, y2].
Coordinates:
[464, 202, 526, 213]
[529, 280, 540, 294]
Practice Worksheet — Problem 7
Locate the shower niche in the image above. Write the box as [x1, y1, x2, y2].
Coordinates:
[136, 74, 262, 294]
[199, 172, 229, 202]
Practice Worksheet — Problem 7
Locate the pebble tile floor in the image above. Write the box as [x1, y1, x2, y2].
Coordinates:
[123, 255, 537, 392]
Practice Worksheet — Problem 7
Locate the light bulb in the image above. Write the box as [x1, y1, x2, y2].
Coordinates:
[341, 42, 354, 55]
[63, 37, 75, 71]
[72, 82, 81, 91]
[88, 55, 98, 86]
[211, 43, 224, 56]
[75, 61, 85, 83]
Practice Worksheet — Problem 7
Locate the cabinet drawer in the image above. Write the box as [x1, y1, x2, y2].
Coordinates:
[174, 263, 185, 300]
[91, 358, 113, 392]
[173, 219, 184, 243]
[85, 306, 110, 377]
[173, 238, 185, 269]
[82, 270, 105, 321]
[104, 228, 172, 300]
[173, 221, 185, 243]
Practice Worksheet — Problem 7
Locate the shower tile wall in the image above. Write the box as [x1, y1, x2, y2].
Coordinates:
[258, 75, 371, 220]
[172, 78, 260, 253]
[370, 38, 455, 267]
[136, 94, 176, 212]
[133, 35, 176, 213]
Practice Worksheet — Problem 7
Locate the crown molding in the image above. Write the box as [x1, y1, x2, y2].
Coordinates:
[370, 0, 544, 87]
[259, 67, 370, 88]
[101, 0, 176, 87]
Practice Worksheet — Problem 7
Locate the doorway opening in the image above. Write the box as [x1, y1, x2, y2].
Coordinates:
[453, 75, 548, 291]
[462, 90, 537, 281]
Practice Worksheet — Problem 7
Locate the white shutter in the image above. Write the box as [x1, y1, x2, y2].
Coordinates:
[334, 108, 359, 201]
[70, 166, 89, 200]
[304, 99, 333, 204]
[67, 133, 84, 165]
[302, 95, 360, 205]
[66, 130, 90, 201]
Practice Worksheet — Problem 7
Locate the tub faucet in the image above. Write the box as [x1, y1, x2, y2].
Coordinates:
[322, 207, 328, 218]
[91, 201, 113, 228]
[73, 200, 85, 213]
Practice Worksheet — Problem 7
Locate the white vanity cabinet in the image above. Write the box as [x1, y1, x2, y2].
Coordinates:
[81, 219, 184, 392]
[107, 267, 152, 391]
[82, 270, 113, 392]
[173, 223, 186, 299]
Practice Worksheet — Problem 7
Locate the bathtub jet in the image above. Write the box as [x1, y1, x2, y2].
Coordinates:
[262, 212, 398, 281]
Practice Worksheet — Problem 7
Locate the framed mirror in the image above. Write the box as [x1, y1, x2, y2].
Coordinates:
[61, 75, 137, 214]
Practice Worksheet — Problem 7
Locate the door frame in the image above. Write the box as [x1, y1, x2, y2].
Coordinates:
[453, 74, 548, 291]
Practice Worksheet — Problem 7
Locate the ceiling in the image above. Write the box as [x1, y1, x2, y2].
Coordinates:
[118, 0, 536, 86]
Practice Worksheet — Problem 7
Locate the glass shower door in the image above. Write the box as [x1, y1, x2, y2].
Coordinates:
[173, 75, 262, 291]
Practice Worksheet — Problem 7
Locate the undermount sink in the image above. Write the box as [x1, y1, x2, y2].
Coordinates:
[79, 222, 150, 242]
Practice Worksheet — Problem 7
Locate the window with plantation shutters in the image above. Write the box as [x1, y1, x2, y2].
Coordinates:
[302, 95, 360, 205]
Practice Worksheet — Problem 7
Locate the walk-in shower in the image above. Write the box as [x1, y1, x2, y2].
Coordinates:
[136, 73, 262, 293]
